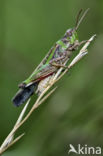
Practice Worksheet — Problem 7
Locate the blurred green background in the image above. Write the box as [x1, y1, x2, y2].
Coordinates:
[0, 0, 103, 156]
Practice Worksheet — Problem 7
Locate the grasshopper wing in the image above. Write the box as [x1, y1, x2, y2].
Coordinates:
[25, 64, 57, 87]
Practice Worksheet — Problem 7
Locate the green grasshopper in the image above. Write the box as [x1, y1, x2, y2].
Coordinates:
[12, 9, 90, 106]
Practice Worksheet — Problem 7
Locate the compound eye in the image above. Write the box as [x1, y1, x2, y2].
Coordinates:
[67, 29, 72, 36]
[66, 29, 72, 37]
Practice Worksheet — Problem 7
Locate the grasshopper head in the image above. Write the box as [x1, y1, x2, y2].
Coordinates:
[64, 28, 78, 44]
[63, 9, 89, 44]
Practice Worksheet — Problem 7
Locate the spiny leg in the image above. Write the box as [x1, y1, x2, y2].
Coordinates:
[68, 40, 89, 51]
[49, 55, 66, 64]
[79, 40, 90, 46]
[50, 62, 69, 69]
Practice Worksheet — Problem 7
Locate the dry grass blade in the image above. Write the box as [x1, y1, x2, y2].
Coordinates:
[0, 99, 30, 155]
[0, 133, 25, 155]
[38, 86, 57, 106]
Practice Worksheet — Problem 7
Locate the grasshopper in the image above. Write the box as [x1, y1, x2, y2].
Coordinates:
[12, 9, 90, 106]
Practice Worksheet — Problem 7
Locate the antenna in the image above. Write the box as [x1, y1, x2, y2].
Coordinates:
[75, 8, 90, 30]
[75, 9, 83, 29]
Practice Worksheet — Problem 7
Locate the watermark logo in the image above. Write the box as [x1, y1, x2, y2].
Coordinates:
[68, 144, 101, 155]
